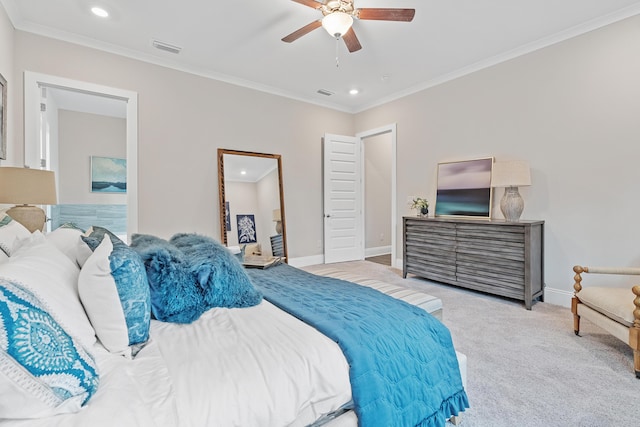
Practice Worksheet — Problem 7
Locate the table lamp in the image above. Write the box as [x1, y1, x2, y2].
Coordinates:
[0, 167, 57, 232]
[491, 160, 531, 222]
[272, 208, 282, 234]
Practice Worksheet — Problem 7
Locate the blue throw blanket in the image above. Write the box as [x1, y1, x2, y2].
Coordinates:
[246, 264, 469, 427]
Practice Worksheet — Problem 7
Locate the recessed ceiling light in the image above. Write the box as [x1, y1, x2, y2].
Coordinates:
[240, 170, 247, 175]
[91, 7, 109, 18]
[349, 89, 359, 95]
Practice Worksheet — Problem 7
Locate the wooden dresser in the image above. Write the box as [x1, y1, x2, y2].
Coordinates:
[403, 217, 544, 309]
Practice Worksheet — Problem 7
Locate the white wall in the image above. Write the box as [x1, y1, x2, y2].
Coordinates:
[355, 15, 640, 305]
[58, 110, 126, 204]
[12, 30, 354, 258]
[7, 6, 640, 306]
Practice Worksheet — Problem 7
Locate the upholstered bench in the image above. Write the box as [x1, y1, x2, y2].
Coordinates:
[309, 266, 444, 321]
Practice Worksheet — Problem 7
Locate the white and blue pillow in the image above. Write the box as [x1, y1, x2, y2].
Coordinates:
[0, 278, 99, 418]
[0, 213, 31, 258]
[78, 234, 151, 357]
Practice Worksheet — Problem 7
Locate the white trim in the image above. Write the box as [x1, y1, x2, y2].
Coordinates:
[23, 71, 139, 239]
[357, 124, 397, 268]
[288, 254, 324, 268]
[543, 287, 573, 308]
[365, 245, 391, 258]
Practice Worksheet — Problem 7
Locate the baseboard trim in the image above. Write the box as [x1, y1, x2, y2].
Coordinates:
[365, 246, 391, 258]
[544, 287, 573, 308]
[289, 254, 324, 268]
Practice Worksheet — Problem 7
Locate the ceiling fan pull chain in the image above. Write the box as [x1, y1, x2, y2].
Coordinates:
[335, 36, 340, 68]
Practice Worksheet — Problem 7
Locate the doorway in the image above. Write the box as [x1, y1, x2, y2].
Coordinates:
[23, 72, 139, 239]
[323, 124, 397, 266]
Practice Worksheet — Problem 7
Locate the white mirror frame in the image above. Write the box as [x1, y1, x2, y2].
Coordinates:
[24, 71, 139, 238]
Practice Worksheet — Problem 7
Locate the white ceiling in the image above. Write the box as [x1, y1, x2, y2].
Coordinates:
[3, 0, 640, 113]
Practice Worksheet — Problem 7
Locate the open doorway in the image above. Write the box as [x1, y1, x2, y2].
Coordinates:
[363, 132, 392, 266]
[358, 124, 396, 267]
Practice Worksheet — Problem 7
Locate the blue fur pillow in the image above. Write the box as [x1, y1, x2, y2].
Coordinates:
[130, 234, 204, 324]
[170, 233, 262, 308]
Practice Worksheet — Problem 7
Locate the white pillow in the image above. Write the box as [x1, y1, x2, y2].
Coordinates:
[45, 224, 85, 267]
[0, 232, 97, 349]
[78, 235, 151, 357]
[0, 213, 31, 256]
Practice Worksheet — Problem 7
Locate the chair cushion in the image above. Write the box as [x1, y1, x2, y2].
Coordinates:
[577, 286, 635, 327]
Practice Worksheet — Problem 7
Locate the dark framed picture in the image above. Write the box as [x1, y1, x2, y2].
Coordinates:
[91, 156, 127, 193]
[0, 72, 6, 160]
[435, 157, 494, 218]
[236, 214, 257, 243]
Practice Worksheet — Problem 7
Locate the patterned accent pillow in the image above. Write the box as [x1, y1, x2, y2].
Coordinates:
[0, 278, 99, 419]
[0, 213, 31, 257]
[78, 235, 151, 357]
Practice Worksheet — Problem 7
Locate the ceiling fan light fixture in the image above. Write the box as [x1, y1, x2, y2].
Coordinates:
[322, 12, 353, 38]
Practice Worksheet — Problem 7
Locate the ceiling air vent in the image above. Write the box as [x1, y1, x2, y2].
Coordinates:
[152, 39, 182, 54]
[317, 89, 334, 96]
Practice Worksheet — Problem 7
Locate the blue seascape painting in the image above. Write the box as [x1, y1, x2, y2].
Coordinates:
[435, 158, 493, 218]
[91, 156, 127, 193]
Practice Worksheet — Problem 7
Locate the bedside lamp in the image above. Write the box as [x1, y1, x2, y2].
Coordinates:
[272, 208, 282, 234]
[0, 167, 57, 232]
[491, 161, 531, 222]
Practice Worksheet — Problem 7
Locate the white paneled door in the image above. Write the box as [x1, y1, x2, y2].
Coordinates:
[323, 133, 364, 264]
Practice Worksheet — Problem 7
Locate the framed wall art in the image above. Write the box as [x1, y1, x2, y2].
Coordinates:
[0, 72, 7, 160]
[236, 214, 257, 244]
[435, 157, 494, 219]
[91, 156, 127, 193]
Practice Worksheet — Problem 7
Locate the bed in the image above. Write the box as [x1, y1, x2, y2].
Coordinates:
[0, 216, 468, 426]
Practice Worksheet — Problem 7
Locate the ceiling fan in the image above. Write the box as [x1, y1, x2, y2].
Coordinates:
[282, 0, 415, 53]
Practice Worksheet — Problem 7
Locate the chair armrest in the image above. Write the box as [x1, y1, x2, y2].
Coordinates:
[573, 266, 640, 327]
[574, 265, 640, 276]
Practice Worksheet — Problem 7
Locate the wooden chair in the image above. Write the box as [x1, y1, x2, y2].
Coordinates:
[572, 266, 640, 378]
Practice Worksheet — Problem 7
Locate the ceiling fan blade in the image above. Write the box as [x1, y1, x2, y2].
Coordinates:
[282, 20, 322, 43]
[342, 28, 362, 53]
[291, 0, 324, 9]
[356, 8, 415, 22]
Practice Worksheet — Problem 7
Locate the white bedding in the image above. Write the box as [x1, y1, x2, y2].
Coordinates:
[4, 301, 352, 427]
[150, 301, 352, 427]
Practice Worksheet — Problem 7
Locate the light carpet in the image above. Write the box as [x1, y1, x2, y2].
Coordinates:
[302, 261, 639, 427]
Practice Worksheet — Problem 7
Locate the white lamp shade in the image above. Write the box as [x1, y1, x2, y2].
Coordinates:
[322, 12, 353, 37]
[0, 167, 57, 205]
[491, 161, 531, 188]
[272, 209, 281, 221]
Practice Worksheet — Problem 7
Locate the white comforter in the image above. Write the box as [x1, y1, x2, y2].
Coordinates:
[5, 301, 352, 427]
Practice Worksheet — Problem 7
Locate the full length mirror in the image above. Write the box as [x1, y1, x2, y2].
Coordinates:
[218, 149, 287, 261]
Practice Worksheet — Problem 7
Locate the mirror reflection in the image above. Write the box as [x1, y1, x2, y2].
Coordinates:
[218, 149, 287, 261]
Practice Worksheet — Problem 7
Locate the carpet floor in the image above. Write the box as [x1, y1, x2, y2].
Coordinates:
[302, 261, 639, 427]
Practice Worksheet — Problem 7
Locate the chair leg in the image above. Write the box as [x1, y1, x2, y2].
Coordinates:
[571, 297, 581, 336]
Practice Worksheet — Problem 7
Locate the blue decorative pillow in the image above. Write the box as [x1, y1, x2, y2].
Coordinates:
[0, 278, 99, 418]
[130, 234, 204, 323]
[170, 233, 262, 308]
[78, 235, 151, 356]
